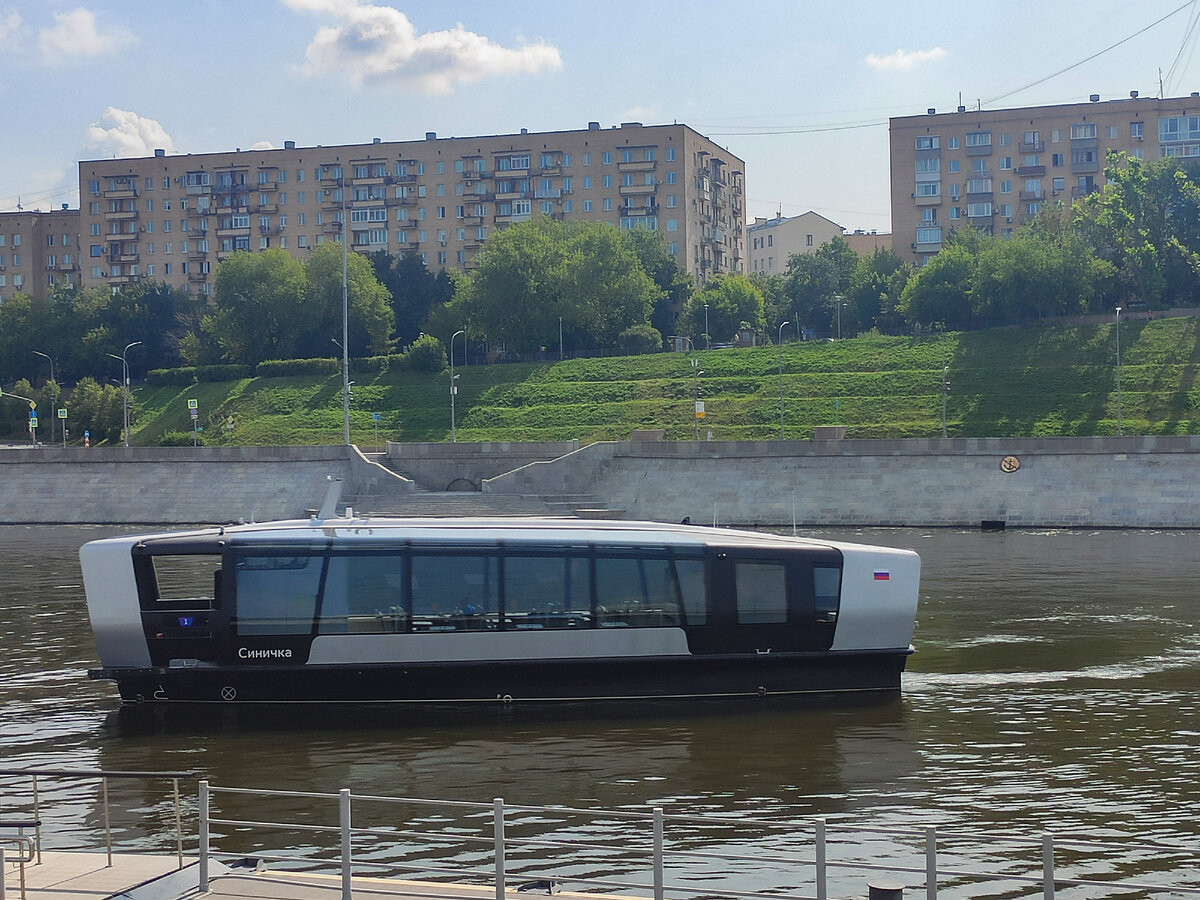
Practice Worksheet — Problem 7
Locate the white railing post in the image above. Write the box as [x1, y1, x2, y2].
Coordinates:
[652, 807, 664, 900]
[31, 775, 42, 865]
[494, 798, 506, 900]
[173, 778, 183, 869]
[815, 818, 827, 900]
[102, 776, 112, 867]
[925, 826, 937, 900]
[1, 844, 7, 900]
[198, 780, 209, 893]
[1042, 834, 1055, 900]
[340, 788, 352, 900]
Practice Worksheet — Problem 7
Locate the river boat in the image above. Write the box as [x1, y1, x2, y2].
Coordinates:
[82, 511, 920, 707]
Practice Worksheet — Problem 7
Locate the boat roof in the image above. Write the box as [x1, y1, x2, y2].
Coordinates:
[84, 516, 918, 558]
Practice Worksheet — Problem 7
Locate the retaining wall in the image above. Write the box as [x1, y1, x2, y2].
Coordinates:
[483, 436, 1200, 528]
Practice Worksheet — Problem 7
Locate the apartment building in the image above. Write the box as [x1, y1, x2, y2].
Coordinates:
[890, 91, 1200, 265]
[0, 208, 81, 303]
[76, 122, 745, 298]
[747, 211, 844, 275]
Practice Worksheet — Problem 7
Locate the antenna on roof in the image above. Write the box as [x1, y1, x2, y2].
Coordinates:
[15, 197, 21, 211]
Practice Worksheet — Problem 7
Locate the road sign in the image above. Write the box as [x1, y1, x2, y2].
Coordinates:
[187, 398, 198, 410]
[29, 417, 38, 428]
[57, 408, 67, 418]
[373, 412, 380, 421]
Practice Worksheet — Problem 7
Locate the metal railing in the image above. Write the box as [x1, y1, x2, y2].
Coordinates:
[197, 783, 1200, 900]
[0, 767, 198, 869]
[0, 829, 37, 900]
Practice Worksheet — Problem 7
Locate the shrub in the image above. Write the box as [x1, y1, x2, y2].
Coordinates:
[195, 364, 253, 382]
[255, 358, 339, 378]
[403, 334, 447, 372]
[147, 367, 199, 386]
[158, 430, 201, 446]
[617, 324, 663, 355]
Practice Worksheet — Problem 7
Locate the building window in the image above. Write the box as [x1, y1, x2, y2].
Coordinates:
[999, 157, 1011, 170]
[583, 200, 593, 212]
[916, 158, 940, 174]
[1051, 129, 1064, 143]
[915, 182, 940, 196]
[999, 204, 1012, 218]
[947, 160, 960, 173]
[967, 202, 992, 217]
[666, 147, 676, 161]
[1000, 180, 1012, 193]
[666, 218, 678, 232]
[916, 227, 941, 244]
[949, 207, 961, 220]
[806, 234, 814, 246]
[1070, 123, 1097, 140]
[602, 175, 612, 188]
[665, 171, 676, 184]
[1131, 121, 1145, 140]
[947, 137, 959, 150]
[1106, 125, 1119, 139]
[914, 135, 940, 150]
[999, 133, 1011, 146]
[603, 198, 612, 211]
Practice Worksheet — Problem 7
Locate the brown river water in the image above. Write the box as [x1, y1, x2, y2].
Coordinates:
[1, 525, 1197, 898]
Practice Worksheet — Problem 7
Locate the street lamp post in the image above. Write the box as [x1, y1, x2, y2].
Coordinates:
[777, 321, 789, 440]
[106, 341, 141, 448]
[941, 366, 950, 438]
[33, 351, 56, 444]
[1115, 306, 1123, 436]
[340, 180, 351, 446]
[834, 296, 845, 340]
[450, 329, 465, 442]
[692, 359, 703, 442]
[703, 303, 710, 349]
[558, 316, 563, 362]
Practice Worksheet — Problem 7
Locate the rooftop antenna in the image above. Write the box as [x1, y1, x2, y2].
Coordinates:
[15, 197, 21, 211]
[1159, 67, 1165, 98]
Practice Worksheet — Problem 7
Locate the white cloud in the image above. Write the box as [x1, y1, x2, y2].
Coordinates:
[621, 105, 658, 122]
[282, 0, 563, 94]
[86, 108, 175, 159]
[0, 7, 21, 49]
[865, 47, 947, 72]
[38, 8, 134, 63]
[248, 140, 277, 150]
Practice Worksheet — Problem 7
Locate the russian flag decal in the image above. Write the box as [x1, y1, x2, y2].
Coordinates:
[873, 570, 890, 581]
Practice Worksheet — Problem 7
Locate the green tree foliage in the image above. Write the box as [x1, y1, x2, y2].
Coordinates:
[682, 274, 765, 344]
[404, 333, 447, 372]
[65, 377, 123, 444]
[616, 324, 663, 355]
[465, 217, 661, 354]
[368, 250, 454, 347]
[898, 242, 976, 327]
[304, 243, 395, 358]
[783, 236, 859, 335]
[207, 250, 310, 365]
[848, 249, 912, 334]
[623, 228, 692, 342]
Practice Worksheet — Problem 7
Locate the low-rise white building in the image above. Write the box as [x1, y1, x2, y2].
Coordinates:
[747, 210, 843, 275]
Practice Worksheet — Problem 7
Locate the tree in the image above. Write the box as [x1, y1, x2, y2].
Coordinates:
[65, 377, 123, 444]
[848, 249, 911, 334]
[208, 250, 310, 365]
[369, 250, 454, 347]
[897, 243, 976, 328]
[783, 236, 859, 335]
[561, 223, 661, 348]
[623, 228, 692, 344]
[682, 274, 764, 344]
[304, 243, 395, 359]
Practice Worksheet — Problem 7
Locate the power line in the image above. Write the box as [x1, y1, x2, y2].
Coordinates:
[985, 1, 1193, 105]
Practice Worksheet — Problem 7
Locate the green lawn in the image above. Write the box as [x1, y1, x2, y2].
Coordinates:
[130, 318, 1200, 446]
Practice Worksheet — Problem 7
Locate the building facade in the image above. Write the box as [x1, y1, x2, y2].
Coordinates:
[76, 122, 745, 298]
[0, 208, 80, 304]
[747, 211, 843, 275]
[890, 92, 1200, 264]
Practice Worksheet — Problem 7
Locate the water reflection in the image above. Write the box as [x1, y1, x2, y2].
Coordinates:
[2, 525, 1199, 898]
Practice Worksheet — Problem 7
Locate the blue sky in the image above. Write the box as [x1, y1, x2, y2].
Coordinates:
[2, 0, 1199, 233]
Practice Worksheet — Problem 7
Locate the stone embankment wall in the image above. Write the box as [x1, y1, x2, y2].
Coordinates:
[3, 436, 1199, 527]
[384, 440, 579, 491]
[483, 436, 1200, 528]
[0, 445, 411, 524]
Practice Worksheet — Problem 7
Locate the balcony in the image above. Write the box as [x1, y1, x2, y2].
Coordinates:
[618, 184, 656, 196]
[538, 165, 562, 177]
[1018, 190, 1044, 201]
[534, 188, 561, 199]
[622, 205, 657, 217]
[254, 180, 278, 191]
[1018, 139, 1045, 153]
[914, 193, 942, 207]
[255, 202, 279, 213]
[108, 274, 139, 284]
[965, 144, 993, 157]
[1071, 159, 1100, 174]
[188, 270, 208, 282]
[189, 248, 208, 259]
[186, 183, 212, 195]
[104, 210, 138, 221]
[103, 187, 138, 200]
[1014, 165, 1045, 176]
[616, 160, 655, 174]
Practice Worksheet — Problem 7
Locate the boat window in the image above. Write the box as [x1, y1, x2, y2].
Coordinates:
[412, 554, 499, 631]
[143, 555, 218, 606]
[675, 558, 707, 625]
[319, 554, 406, 633]
[735, 562, 787, 624]
[813, 565, 841, 624]
[504, 555, 590, 629]
[595, 556, 681, 627]
[233, 555, 323, 635]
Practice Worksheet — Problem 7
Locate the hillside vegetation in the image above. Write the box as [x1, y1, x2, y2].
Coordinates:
[129, 317, 1200, 446]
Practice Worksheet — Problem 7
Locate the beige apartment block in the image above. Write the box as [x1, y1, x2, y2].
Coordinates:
[890, 91, 1200, 265]
[0, 208, 81, 303]
[842, 229, 892, 256]
[76, 122, 745, 299]
[747, 211, 843, 276]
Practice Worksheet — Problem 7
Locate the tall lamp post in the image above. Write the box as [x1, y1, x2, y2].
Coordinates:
[777, 321, 789, 440]
[1115, 306, 1123, 436]
[558, 316, 563, 362]
[670, 335, 702, 441]
[940, 366, 950, 438]
[450, 329, 465, 442]
[33, 350, 56, 444]
[340, 179, 351, 446]
[106, 340, 141, 448]
[703, 303, 710, 349]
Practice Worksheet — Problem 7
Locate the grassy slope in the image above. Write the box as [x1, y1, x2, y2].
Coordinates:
[130, 318, 1200, 446]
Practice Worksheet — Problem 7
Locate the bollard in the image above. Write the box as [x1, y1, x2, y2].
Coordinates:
[868, 880, 904, 900]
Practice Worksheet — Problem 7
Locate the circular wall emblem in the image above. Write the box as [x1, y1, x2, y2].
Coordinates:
[1000, 455, 1021, 474]
[220, 686, 238, 701]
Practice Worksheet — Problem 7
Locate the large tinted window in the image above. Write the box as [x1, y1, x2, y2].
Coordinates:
[320, 554, 405, 633]
[675, 558, 707, 625]
[504, 555, 590, 628]
[813, 565, 841, 623]
[411, 554, 498, 631]
[735, 562, 787, 624]
[596, 556, 682, 627]
[234, 555, 323, 635]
